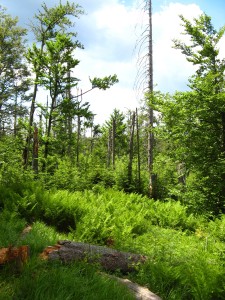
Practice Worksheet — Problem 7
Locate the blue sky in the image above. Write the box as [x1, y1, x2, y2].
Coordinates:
[1, 0, 225, 124]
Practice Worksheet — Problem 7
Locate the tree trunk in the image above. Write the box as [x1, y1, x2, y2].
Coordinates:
[107, 128, 112, 167]
[44, 102, 53, 161]
[76, 115, 81, 164]
[41, 240, 147, 274]
[112, 117, 116, 169]
[221, 111, 225, 159]
[13, 90, 18, 136]
[136, 108, 141, 192]
[128, 112, 135, 188]
[111, 276, 162, 300]
[23, 82, 38, 167]
[147, 0, 157, 199]
[67, 68, 73, 157]
[220, 111, 225, 213]
[32, 124, 39, 174]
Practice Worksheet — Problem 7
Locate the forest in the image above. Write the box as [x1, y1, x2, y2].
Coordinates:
[1, 1, 225, 299]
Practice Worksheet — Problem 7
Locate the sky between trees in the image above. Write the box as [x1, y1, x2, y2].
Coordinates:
[1, 0, 225, 124]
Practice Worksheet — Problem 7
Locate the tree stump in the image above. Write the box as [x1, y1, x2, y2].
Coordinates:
[0, 245, 29, 265]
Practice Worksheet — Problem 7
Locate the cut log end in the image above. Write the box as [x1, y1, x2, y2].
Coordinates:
[0, 245, 30, 265]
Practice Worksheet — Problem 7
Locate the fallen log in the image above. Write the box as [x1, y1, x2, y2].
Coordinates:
[102, 273, 161, 300]
[41, 240, 147, 273]
[115, 277, 162, 300]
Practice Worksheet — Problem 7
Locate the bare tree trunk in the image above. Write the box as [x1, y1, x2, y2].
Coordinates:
[112, 117, 116, 169]
[221, 111, 225, 161]
[44, 97, 55, 160]
[13, 90, 18, 136]
[23, 82, 38, 167]
[32, 124, 39, 174]
[128, 111, 135, 188]
[67, 68, 73, 157]
[220, 111, 225, 213]
[111, 276, 162, 300]
[107, 128, 112, 167]
[23, 37, 45, 168]
[76, 115, 81, 164]
[147, 0, 157, 199]
[43, 94, 57, 172]
[136, 108, 141, 192]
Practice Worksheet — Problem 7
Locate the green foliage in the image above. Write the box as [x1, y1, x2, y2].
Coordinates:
[131, 228, 225, 299]
[88, 166, 115, 188]
[41, 190, 84, 231]
[152, 153, 178, 199]
[2, 185, 225, 299]
[153, 14, 225, 214]
[207, 215, 225, 242]
[0, 137, 40, 212]
[0, 220, 134, 300]
[42, 157, 116, 191]
[30, 1, 84, 42]
[0, 6, 30, 134]
[0, 210, 26, 247]
[20, 221, 66, 256]
[90, 74, 119, 90]
[0, 259, 134, 300]
[1, 7, 225, 300]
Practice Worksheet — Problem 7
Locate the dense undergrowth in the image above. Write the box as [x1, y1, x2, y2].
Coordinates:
[1, 183, 225, 299]
[0, 212, 135, 300]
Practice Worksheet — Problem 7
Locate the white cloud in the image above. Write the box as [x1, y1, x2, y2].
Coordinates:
[152, 3, 203, 92]
[2, 0, 224, 126]
[74, 1, 140, 124]
[74, 2, 205, 124]
[218, 35, 225, 60]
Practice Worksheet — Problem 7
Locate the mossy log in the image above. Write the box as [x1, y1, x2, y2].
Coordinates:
[41, 240, 147, 273]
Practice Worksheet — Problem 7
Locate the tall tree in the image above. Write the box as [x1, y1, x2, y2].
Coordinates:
[24, 1, 84, 167]
[103, 109, 127, 168]
[135, 0, 155, 197]
[157, 14, 225, 214]
[0, 6, 30, 135]
[127, 111, 135, 189]
[34, 32, 82, 163]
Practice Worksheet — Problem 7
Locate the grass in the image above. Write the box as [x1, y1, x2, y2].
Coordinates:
[0, 210, 26, 247]
[1, 187, 225, 299]
[0, 260, 135, 300]
[0, 213, 135, 300]
[0, 259, 135, 300]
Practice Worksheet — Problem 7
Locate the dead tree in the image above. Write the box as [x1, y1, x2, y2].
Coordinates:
[32, 124, 39, 174]
[128, 111, 136, 188]
[136, 108, 141, 192]
[135, 0, 156, 198]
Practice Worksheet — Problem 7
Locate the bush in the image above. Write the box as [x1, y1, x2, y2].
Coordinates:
[0, 210, 26, 247]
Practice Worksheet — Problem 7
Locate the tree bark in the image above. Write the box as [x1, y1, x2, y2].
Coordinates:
[112, 117, 116, 169]
[220, 111, 225, 213]
[32, 124, 39, 174]
[112, 276, 162, 300]
[128, 112, 135, 188]
[41, 240, 147, 273]
[136, 108, 141, 192]
[107, 128, 112, 167]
